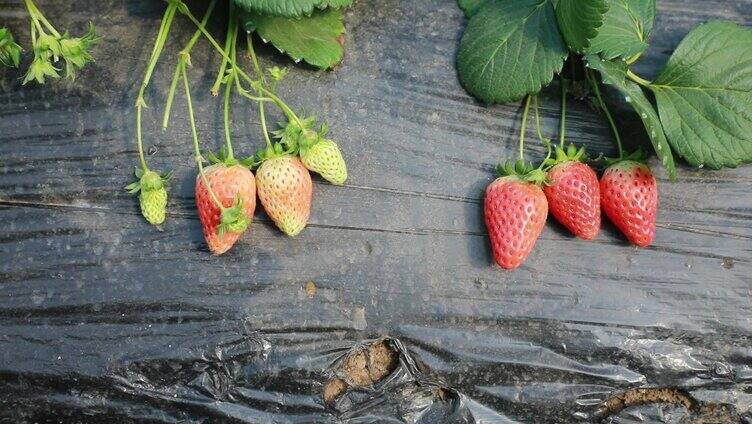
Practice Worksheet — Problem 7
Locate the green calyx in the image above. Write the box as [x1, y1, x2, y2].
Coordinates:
[604, 149, 646, 167]
[125, 168, 171, 194]
[218, 196, 249, 238]
[495, 159, 548, 185]
[272, 114, 317, 148]
[205, 146, 254, 168]
[543, 143, 587, 168]
[58, 24, 100, 79]
[251, 141, 296, 169]
[0, 28, 23, 68]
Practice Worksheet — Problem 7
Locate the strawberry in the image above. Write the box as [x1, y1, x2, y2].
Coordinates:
[195, 155, 256, 255]
[300, 137, 347, 185]
[543, 144, 600, 240]
[298, 128, 347, 185]
[126, 168, 170, 226]
[484, 161, 548, 270]
[255, 152, 312, 236]
[600, 155, 658, 247]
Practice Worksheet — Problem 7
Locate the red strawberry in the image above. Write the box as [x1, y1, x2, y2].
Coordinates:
[195, 163, 256, 255]
[255, 155, 312, 236]
[484, 161, 548, 270]
[600, 158, 658, 247]
[543, 144, 600, 240]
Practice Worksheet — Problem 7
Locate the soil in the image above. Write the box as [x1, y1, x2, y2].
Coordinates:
[597, 388, 741, 423]
[323, 339, 399, 404]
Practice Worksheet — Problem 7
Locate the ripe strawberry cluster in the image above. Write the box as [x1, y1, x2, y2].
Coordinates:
[485, 146, 658, 270]
[195, 120, 347, 255]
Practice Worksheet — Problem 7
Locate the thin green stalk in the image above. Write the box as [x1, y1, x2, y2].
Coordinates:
[246, 34, 265, 83]
[210, 1, 236, 96]
[626, 69, 651, 86]
[587, 69, 624, 158]
[222, 29, 240, 159]
[246, 35, 272, 148]
[533, 96, 551, 162]
[519, 95, 532, 161]
[23, 0, 61, 37]
[163, 0, 218, 129]
[135, 2, 179, 171]
[223, 73, 236, 159]
[181, 62, 224, 210]
[29, 16, 37, 45]
[559, 77, 567, 148]
[177, 3, 303, 127]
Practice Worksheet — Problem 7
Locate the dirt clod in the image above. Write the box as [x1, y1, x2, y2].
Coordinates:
[323, 378, 347, 404]
[304, 281, 317, 298]
[323, 339, 399, 405]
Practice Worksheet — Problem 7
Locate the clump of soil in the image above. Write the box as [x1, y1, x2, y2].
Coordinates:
[323, 339, 399, 404]
[597, 387, 741, 423]
[600, 387, 697, 415]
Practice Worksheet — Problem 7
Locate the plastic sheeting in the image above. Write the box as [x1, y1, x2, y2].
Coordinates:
[1, 0, 751, 422]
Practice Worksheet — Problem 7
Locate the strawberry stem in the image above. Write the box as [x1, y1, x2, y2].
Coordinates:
[162, 0, 217, 130]
[181, 61, 225, 211]
[559, 76, 567, 148]
[246, 35, 274, 149]
[518, 95, 532, 161]
[135, 1, 179, 171]
[221, 6, 240, 161]
[210, 1, 235, 97]
[587, 68, 624, 159]
[177, 2, 304, 128]
[533, 96, 552, 163]
[23, 0, 61, 38]
[626, 69, 651, 86]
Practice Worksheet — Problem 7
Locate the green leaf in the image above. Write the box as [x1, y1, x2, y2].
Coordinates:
[587, 0, 655, 60]
[457, 0, 487, 17]
[457, 0, 568, 103]
[240, 8, 345, 69]
[233, 0, 322, 17]
[555, 0, 609, 52]
[586, 55, 677, 180]
[649, 21, 752, 169]
[319, 0, 353, 8]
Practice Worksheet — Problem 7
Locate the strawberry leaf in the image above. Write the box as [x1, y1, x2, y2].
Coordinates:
[457, 0, 487, 17]
[586, 0, 655, 60]
[586, 55, 677, 180]
[457, 0, 568, 103]
[319, 0, 353, 8]
[649, 21, 752, 169]
[233, 0, 322, 17]
[555, 0, 609, 52]
[239, 8, 345, 70]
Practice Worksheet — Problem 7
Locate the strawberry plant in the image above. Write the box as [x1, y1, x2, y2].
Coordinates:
[456, 0, 752, 175]
[122, 0, 349, 254]
[459, 0, 751, 266]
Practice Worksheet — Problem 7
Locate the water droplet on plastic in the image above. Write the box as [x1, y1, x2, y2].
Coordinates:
[625, 96, 632, 103]
[641, 113, 647, 118]
[656, 144, 662, 150]
[698, 164, 704, 169]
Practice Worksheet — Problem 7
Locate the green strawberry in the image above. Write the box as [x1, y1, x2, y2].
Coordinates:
[273, 117, 347, 185]
[126, 168, 170, 226]
[300, 134, 347, 185]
